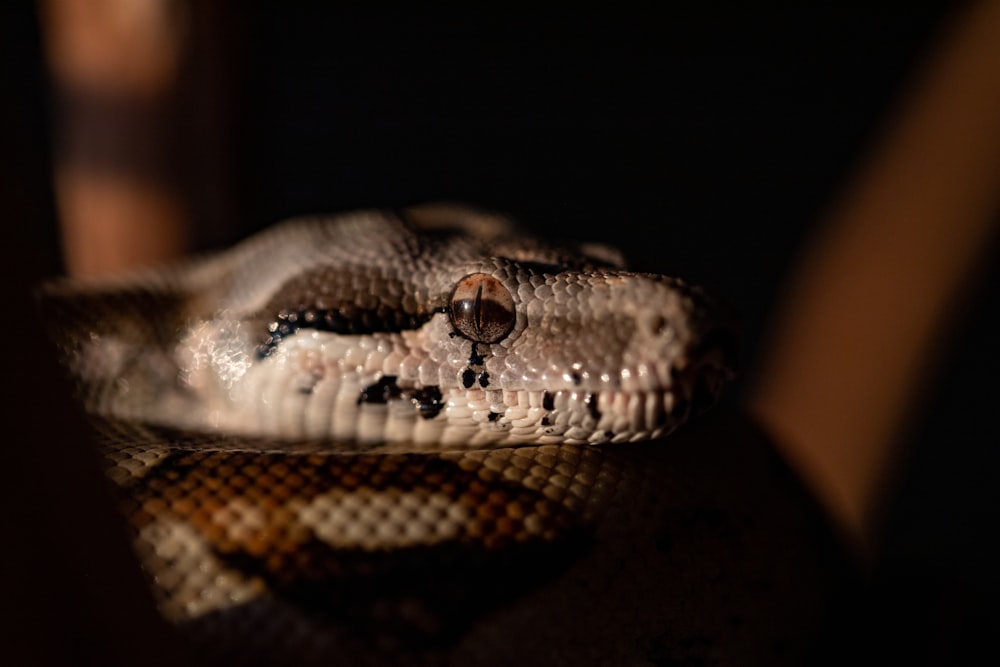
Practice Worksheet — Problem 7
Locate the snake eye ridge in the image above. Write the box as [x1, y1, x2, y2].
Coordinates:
[449, 273, 515, 344]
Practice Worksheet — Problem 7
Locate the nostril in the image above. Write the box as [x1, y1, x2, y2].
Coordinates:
[649, 315, 668, 336]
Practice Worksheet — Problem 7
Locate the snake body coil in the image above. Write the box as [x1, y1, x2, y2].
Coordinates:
[39, 204, 748, 665]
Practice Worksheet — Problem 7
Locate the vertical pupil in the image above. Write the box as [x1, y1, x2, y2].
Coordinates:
[474, 284, 484, 336]
[449, 273, 515, 344]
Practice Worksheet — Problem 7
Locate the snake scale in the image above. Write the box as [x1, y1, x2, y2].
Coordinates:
[39, 204, 847, 665]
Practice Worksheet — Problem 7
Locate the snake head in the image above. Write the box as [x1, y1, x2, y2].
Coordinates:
[38, 204, 737, 450]
[415, 250, 737, 447]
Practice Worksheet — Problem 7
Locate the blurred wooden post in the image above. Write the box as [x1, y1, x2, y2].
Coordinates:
[40, 0, 191, 275]
[749, 0, 1000, 558]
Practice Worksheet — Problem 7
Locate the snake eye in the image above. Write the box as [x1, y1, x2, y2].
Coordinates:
[449, 273, 516, 343]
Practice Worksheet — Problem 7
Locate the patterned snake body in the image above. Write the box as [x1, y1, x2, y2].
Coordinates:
[45, 204, 731, 451]
[39, 205, 756, 664]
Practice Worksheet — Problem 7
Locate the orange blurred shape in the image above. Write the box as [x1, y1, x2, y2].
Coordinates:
[749, 0, 1000, 558]
[40, 0, 190, 275]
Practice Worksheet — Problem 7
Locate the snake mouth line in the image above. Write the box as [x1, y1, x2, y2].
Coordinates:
[473, 387, 696, 445]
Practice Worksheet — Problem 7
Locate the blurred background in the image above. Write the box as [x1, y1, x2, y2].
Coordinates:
[3, 1, 998, 662]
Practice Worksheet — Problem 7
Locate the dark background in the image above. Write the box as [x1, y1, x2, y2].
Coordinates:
[4, 2, 999, 662]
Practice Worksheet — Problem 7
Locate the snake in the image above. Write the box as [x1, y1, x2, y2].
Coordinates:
[38, 204, 846, 665]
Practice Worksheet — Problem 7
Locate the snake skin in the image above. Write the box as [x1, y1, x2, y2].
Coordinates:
[37, 205, 847, 665]
[42, 204, 730, 449]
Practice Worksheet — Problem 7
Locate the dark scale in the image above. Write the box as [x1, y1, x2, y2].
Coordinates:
[297, 375, 321, 395]
[357, 375, 443, 420]
[357, 376, 403, 405]
[411, 386, 444, 419]
[460, 342, 490, 390]
[542, 392, 555, 411]
[585, 392, 602, 421]
[257, 305, 431, 358]
[467, 342, 486, 367]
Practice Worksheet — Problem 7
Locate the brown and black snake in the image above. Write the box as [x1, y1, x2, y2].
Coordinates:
[38, 204, 850, 665]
